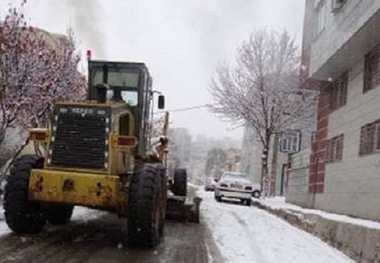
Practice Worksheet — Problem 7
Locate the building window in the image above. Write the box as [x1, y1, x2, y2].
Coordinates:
[315, 0, 327, 36]
[330, 71, 348, 111]
[279, 130, 302, 154]
[326, 134, 344, 163]
[364, 45, 380, 93]
[359, 121, 380, 156]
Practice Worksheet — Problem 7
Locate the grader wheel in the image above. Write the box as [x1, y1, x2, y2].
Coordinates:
[4, 155, 46, 234]
[127, 163, 164, 247]
[172, 168, 187, 197]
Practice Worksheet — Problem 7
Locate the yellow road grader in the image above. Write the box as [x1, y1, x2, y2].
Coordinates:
[3, 58, 200, 247]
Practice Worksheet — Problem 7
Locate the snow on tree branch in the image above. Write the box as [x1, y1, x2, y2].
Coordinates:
[0, 2, 86, 144]
[209, 29, 316, 196]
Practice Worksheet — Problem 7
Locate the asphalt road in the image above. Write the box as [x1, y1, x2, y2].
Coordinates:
[0, 186, 223, 263]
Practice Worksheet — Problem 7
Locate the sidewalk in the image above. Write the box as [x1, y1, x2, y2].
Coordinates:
[252, 197, 380, 263]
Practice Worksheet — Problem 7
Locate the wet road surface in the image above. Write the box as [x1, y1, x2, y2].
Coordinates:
[0, 186, 223, 263]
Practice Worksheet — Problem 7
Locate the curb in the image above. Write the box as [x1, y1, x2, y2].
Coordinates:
[252, 200, 380, 263]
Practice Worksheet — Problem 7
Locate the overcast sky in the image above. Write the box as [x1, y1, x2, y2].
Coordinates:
[0, 0, 305, 140]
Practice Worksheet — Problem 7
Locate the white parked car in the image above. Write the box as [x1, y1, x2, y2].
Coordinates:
[214, 172, 254, 206]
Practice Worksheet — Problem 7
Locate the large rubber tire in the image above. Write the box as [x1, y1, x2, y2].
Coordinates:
[4, 155, 46, 234]
[44, 204, 74, 225]
[158, 166, 167, 238]
[127, 163, 162, 248]
[172, 169, 187, 197]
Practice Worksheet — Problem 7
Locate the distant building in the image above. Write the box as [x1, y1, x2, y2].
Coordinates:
[240, 125, 262, 184]
[242, 123, 315, 196]
[169, 128, 192, 168]
[34, 28, 69, 52]
[241, 126, 289, 196]
[225, 148, 241, 172]
[186, 134, 241, 185]
[288, 0, 380, 221]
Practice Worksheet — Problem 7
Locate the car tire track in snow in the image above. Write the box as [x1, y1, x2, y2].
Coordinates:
[228, 210, 270, 262]
[198, 189, 354, 263]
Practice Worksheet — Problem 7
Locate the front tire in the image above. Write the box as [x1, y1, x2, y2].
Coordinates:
[4, 155, 46, 234]
[127, 163, 162, 247]
[158, 166, 167, 238]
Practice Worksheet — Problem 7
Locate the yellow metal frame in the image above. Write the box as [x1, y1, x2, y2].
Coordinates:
[29, 169, 127, 212]
[27, 103, 141, 214]
[41, 105, 137, 176]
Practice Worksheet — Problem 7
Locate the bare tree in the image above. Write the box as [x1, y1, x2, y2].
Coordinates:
[0, 2, 86, 145]
[210, 30, 315, 196]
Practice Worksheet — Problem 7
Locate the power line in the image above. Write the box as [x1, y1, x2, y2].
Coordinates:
[155, 104, 211, 114]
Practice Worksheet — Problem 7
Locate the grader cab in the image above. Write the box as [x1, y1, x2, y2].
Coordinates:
[3, 59, 199, 248]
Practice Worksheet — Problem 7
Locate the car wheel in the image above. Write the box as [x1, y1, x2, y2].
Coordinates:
[246, 199, 252, 206]
[252, 190, 261, 199]
[216, 196, 222, 202]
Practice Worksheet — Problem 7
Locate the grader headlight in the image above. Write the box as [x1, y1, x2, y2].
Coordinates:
[30, 128, 48, 142]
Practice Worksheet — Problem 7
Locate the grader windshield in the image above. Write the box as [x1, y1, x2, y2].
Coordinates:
[87, 60, 152, 109]
[87, 61, 153, 155]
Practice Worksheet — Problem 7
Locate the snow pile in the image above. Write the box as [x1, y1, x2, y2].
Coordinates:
[198, 190, 353, 263]
[258, 197, 380, 230]
[0, 205, 11, 237]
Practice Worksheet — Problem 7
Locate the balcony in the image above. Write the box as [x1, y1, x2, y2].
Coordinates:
[308, 1, 380, 81]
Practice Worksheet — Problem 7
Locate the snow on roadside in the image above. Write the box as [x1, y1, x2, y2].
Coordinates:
[259, 196, 380, 230]
[198, 190, 353, 263]
[0, 205, 10, 237]
[71, 206, 107, 222]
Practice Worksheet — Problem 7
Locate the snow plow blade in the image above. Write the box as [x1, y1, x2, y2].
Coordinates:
[165, 196, 202, 223]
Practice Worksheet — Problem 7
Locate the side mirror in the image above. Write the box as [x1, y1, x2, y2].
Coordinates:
[158, 95, 165, 109]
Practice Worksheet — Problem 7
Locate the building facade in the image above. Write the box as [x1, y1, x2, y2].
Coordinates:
[168, 128, 192, 168]
[241, 126, 291, 196]
[240, 125, 262, 185]
[295, 0, 380, 220]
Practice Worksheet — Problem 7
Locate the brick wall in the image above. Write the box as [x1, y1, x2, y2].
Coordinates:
[309, 87, 330, 194]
